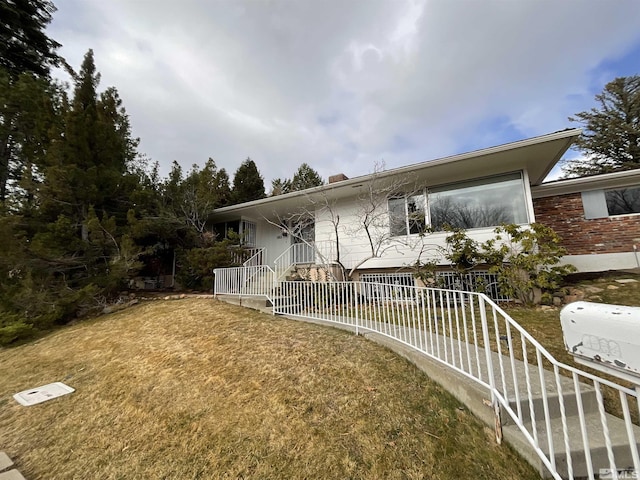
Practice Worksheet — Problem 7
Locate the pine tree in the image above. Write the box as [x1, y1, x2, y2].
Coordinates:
[230, 157, 265, 204]
[0, 0, 60, 78]
[0, 67, 62, 205]
[214, 167, 232, 207]
[41, 50, 138, 237]
[270, 178, 291, 196]
[564, 75, 640, 177]
[0, 0, 61, 203]
[290, 163, 323, 191]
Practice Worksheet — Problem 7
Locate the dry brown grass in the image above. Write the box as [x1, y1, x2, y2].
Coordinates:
[0, 299, 539, 480]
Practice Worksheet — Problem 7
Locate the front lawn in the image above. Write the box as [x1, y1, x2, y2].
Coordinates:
[0, 299, 538, 480]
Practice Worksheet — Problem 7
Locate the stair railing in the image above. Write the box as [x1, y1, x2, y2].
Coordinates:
[272, 280, 640, 480]
[213, 265, 276, 301]
[242, 247, 265, 267]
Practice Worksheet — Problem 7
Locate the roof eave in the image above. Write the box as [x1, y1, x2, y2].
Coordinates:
[211, 128, 582, 217]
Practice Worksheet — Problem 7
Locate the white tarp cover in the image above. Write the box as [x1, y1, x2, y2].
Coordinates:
[13, 382, 75, 406]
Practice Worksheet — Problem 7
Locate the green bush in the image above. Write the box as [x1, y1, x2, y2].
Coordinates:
[176, 241, 237, 291]
[0, 313, 36, 346]
[482, 224, 576, 304]
[412, 223, 576, 305]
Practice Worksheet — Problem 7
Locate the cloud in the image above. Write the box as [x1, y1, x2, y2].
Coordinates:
[47, 0, 640, 186]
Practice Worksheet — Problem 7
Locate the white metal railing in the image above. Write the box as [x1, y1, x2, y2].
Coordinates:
[229, 246, 264, 266]
[274, 242, 337, 280]
[213, 265, 275, 299]
[271, 280, 640, 480]
[274, 243, 314, 278]
[435, 271, 510, 302]
[243, 247, 265, 267]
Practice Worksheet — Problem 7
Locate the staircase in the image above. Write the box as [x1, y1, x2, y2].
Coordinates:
[496, 352, 640, 479]
[212, 273, 640, 479]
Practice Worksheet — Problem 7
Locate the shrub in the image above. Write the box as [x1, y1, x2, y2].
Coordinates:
[176, 241, 237, 291]
[482, 224, 576, 305]
[413, 223, 576, 305]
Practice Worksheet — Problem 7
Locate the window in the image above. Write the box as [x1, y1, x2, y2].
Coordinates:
[212, 219, 256, 245]
[605, 187, 640, 216]
[240, 220, 256, 246]
[429, 173, 528, 231]
[213, 220, 240, 240]
[582, 186, 640, 219]
[388, 194, 426, 236]
[388, 173, 529, 236]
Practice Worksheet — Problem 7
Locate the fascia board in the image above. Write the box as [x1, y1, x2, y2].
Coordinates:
[212, 128, 582, 217]
[532, 169, 640, 198]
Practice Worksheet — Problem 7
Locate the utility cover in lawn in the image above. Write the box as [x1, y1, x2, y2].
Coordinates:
[13, 382, 75, 406]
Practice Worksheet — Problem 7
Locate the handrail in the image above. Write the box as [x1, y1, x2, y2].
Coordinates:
[210, 267, 640, 479]
[213, 265, 275, 302]
[273, 241, 338, 280]
[229, 246, 263, 266]
[243, 247, 265, 267]
[269, 280, 640, 480]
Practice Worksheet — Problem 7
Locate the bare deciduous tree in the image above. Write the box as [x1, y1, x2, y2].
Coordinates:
[265, 162, 428, 280]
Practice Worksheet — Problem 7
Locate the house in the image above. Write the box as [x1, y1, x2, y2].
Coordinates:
[208, 129, 640, 478]
[210, 128, 640, 289]
[532, 168, 640, 272]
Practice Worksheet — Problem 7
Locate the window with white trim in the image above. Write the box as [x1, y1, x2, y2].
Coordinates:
[388, 194, 426, 236]
[388, 172, 529, 236]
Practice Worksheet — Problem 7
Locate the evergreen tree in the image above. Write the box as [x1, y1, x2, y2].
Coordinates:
[162, 160, 183, 211]
[0, 67, 62, 205]
[270, 177, 291, 196]
[0, 0, 60, 78]
[214, 167, 232, 207]
[230, 157, 265, 204]
[564, 75, 640, 177]
[290, 163, 323, 191]
[41, 49, 138, 237]
[0, 0, 61, 203]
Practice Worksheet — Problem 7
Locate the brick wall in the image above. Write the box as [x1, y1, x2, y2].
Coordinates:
[533, 193, 640, 255]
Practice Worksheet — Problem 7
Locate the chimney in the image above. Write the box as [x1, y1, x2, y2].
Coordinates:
[329, 173, 349, 184]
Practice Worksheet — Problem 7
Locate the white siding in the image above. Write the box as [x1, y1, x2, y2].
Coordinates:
[254, 219, 291, 266]
[314, 194, 526, 271]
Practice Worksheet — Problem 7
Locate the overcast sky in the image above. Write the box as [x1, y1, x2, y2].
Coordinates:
[47, 0, 640, 188]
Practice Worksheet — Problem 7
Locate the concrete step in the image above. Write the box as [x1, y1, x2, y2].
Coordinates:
[0, 452, 13, 472]
[498, 355, 599, 425]
[0, 471, 26, 480]
[0, 452, 24, 480]
[504, 412, 640, 479]
[216, 295, 270, 310]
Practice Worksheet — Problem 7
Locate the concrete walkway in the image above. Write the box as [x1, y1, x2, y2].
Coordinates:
[217, 296, 639, 479]
[295, 313, 640, 478]
[0, 452, 25, 480]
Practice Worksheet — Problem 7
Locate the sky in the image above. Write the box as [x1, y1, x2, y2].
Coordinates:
[46, 0, 640, 188]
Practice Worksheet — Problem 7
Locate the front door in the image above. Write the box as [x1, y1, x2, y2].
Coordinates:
[292, 221, 315, 264]
[240, 220, 257, 247]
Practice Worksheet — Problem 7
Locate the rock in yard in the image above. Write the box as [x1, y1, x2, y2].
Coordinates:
[583, 286, 604, 293]
[615, 278, 638, 284]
